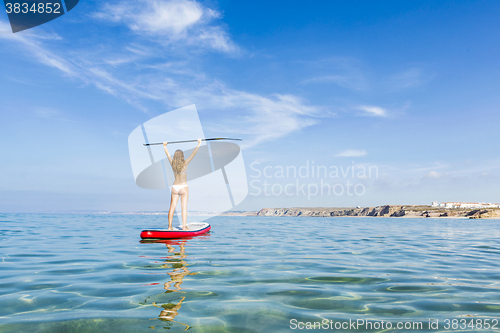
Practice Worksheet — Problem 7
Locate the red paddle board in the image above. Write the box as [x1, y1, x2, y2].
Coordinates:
[140, 222, 211, 239]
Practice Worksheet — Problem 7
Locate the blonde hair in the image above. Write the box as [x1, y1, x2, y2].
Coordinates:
[172, 150, 185, 174]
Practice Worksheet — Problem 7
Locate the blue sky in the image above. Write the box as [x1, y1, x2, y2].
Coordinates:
[1, 0, 499, 212]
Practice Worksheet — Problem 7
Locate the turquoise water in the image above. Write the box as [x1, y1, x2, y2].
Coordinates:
[1, 214, 500, 332]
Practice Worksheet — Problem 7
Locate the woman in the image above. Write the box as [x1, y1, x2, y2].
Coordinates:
[163, 139, 202, 230]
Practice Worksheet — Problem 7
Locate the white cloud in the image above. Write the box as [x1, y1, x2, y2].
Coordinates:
[300, 57, 368, 91]
[302, 75, 366, 91]
[132, 0, 205, 34]
[0, 19, 318, 146]
[34, 107, 77, 122]
[356, 105, 387, 117]
[94, 0, 236, 53]
[424, 171, 442, 179]
[0, 21, 75, 76]
[196, 26, 234, 53]
[140, 80, 321, 147]
[34, 107, 58, 118]
[387, 67, 428, 91]
[336, 149, 367, 157]
[216, 92, 319, 147]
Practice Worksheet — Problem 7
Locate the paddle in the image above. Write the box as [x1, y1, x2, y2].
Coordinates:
[143, 138, 242, 146]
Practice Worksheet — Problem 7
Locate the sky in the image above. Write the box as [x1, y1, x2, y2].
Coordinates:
[1, 0, 500, 212]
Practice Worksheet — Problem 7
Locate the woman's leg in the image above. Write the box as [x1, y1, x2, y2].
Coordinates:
[178, 186, 189, 230]
[168, 190, 180, 230]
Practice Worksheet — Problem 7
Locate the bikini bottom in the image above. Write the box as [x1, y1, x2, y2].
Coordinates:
[172, 184, 188, 192]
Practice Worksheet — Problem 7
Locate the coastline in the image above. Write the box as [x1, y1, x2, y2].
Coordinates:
[254, 205, 500, 219]
[39, 207, 500, 219]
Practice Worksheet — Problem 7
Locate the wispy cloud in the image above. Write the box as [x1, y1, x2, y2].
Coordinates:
[140, 80, 322, 147]
[94, 0, 237, 53]
[300, 57, 368, 91]
[336, 149, 367, 157]
[0, 21, 75, 76]
[390, 68, 422, 89]
[34, 107, 77, 122]
[301, 74, 366, 91]
[355, 105, 387, 117]
[423, 170, 444, 179]
[386, 67, 430, 91]
[213, 92, 320, 147]
[0, 9, 320, 148]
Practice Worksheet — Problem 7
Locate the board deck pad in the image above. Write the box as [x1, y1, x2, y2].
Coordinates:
[140, 223, 211, 239]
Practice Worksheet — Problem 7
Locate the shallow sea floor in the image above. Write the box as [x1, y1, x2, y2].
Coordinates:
[1, 214, 500, 332]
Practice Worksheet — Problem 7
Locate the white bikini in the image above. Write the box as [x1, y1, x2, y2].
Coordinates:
[172, 170, 188, 192]
[172, 184, 188, 191]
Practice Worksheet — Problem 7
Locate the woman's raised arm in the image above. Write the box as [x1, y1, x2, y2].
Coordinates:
[163, 142, 173, 165]
[185, 139, 202, 165]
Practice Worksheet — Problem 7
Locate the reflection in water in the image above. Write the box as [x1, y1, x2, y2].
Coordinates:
[163, 242, 198, 293]
[153, 296, 187, 329]
[142, 239, 198, 331]
[6, 215, 500, 332]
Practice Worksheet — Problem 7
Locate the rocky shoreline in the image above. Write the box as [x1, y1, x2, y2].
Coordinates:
[255, 205, 500, 219]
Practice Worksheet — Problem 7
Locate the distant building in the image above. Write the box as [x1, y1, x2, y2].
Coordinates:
[433, 201, 500, 209]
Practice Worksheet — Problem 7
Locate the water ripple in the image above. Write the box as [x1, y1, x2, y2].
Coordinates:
[1, 215, 500, 332]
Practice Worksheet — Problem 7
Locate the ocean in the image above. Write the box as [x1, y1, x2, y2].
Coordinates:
[1, 214, 500, 332]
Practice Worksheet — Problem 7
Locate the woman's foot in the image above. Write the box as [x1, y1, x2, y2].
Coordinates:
[182, 226, 191, 231]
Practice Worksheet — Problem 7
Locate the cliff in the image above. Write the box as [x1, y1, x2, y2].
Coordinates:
[256, 205, 500, 219]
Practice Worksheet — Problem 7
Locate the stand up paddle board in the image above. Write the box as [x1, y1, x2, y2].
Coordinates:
[140, 222, 211, 239]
